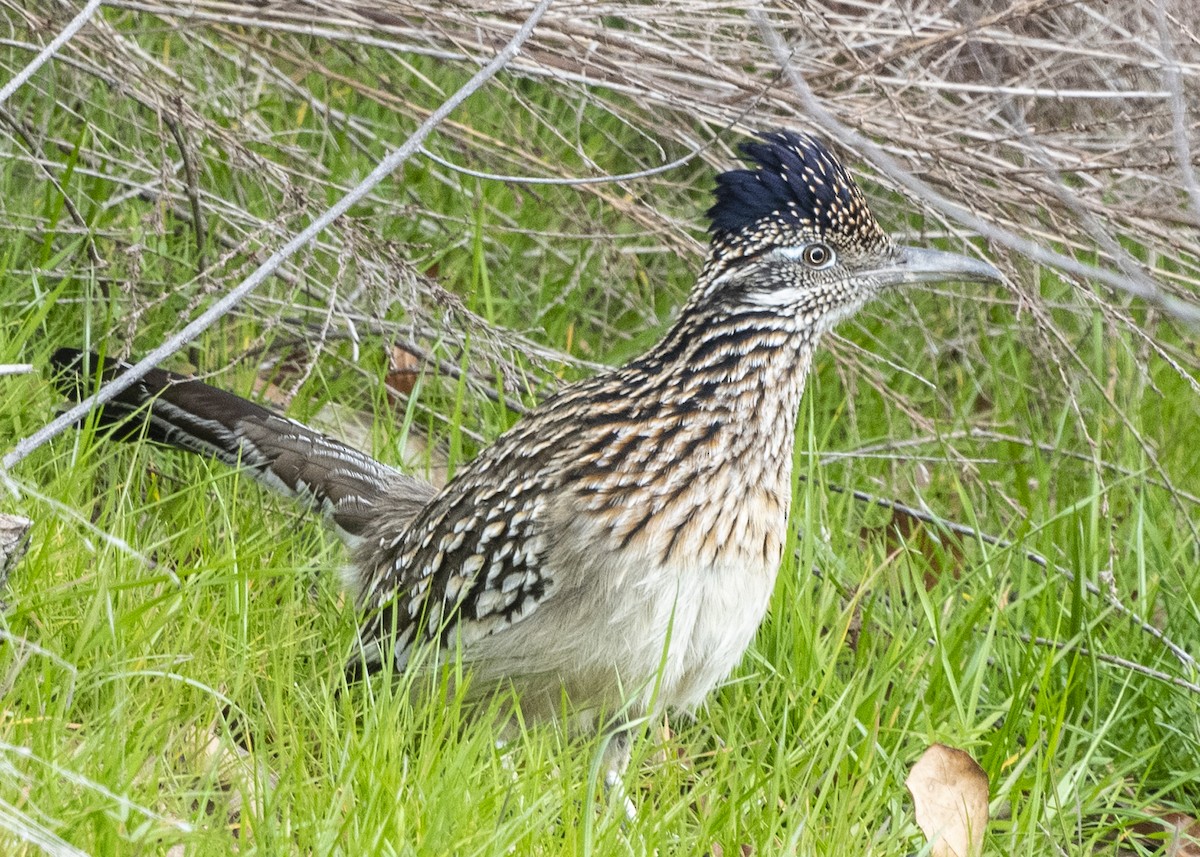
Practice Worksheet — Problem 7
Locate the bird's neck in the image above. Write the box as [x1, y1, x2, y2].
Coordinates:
[566, 301, 819, 570]
[633, 298, 819, 432]
[635, 298, 820, 473]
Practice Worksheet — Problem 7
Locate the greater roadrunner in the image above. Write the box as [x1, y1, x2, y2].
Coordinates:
[52, 130, 1001, 800]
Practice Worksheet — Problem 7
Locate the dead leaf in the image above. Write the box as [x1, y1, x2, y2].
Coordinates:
[710, 844, 753, 857]
[906, 743, 989, 857]
[386, 343, 422, 397]
[182, 719, 280, 841]
[250, 347, 313, 410]
[1130, 810, 1200, 856]
[861, 508, 965, 590]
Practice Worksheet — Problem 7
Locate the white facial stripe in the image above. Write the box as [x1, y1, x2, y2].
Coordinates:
[745, 286, 808, 307]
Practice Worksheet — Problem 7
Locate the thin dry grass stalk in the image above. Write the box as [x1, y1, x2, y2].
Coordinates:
[0, 2, 1196, 545]
[87, 0, 1200, 305]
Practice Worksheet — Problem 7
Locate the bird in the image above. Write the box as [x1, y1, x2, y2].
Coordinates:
[51, 129, 1002, 807]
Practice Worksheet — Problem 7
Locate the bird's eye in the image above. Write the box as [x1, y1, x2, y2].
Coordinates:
[802, 243, 835, 268]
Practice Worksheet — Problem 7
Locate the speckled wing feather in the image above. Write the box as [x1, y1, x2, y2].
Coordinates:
[349, 382, 585, 674]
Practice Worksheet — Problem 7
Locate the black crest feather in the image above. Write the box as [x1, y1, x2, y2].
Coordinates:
[707, 130, 871, 241]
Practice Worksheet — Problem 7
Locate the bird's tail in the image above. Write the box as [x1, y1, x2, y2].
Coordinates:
[49, 347, 437, 545]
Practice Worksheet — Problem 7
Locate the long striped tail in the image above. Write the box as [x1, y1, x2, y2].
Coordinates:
[49, 347, 437, 546]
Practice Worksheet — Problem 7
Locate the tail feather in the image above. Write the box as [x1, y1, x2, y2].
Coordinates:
[49, 347, 437, 544]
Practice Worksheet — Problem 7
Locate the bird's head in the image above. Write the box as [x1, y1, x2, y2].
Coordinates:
[697, 130, 1001, 330]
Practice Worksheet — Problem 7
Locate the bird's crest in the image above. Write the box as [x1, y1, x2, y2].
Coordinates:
[707, 130, 885, 252]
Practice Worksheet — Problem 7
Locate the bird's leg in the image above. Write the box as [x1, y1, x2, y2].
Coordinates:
[600, 718, 638, 821]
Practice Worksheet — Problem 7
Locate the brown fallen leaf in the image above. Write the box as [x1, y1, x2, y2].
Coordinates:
[1129, 810, 1200, 856]
[861, 507, 966, 590]
[183, 720, 280, 841]
[905, 743, 989, 857]
[386, 343, 423, 398]
[250, 347, 313, 410]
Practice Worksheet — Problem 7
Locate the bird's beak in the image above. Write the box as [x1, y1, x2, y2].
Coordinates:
[873, 245, 1003, 288]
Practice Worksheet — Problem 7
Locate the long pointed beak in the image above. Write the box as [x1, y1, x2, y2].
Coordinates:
[874, 245, 1003, 288]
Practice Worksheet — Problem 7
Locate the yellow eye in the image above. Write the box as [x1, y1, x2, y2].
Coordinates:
[802, 243, 835, 268]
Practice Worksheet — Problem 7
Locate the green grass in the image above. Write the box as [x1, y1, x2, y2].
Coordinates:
[2, 14, 1199, 856]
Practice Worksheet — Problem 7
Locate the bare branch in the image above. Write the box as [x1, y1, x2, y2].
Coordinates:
[1, 0, 557, 471]
[0, 0, 103, 107]
[751, 7, 1200, 326]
